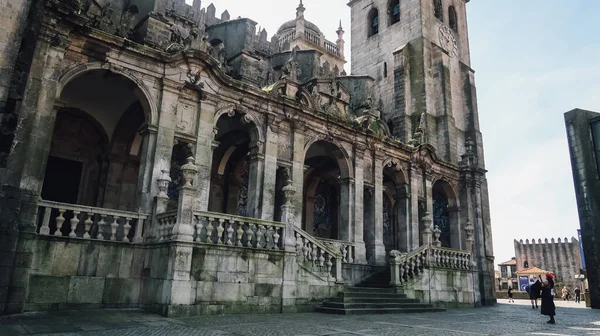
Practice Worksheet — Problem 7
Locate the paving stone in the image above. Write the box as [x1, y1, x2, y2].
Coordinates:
[1, 300, 597, 336]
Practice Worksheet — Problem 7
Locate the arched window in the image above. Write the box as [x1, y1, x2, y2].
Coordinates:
[368, 8, 379, 37]
[524, 260, 529, 268]
[383, 62, 388, 78]
[449, 5, 458, 32]
[388, 0, 400, 25]
[434, 0, 443, 21]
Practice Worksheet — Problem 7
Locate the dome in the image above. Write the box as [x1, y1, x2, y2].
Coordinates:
[276, 1, 322, 36]
[276, 19, 322, 35]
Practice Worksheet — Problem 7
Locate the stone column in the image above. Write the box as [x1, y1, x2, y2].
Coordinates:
[260, 117, 280, 220]
[137, 127, 158, 213]
[194, 98, 218, 212]
[373, 159, 386, 264]
[2, 25, 68, 315]
[149, 169, 171, 241]
[449, 207, 462, 249]
[408, 163, 421, 250]
[338, 177, 354, 242]
[290, 122, 306, 227]
[246, 147, 265, 219]
[143, 80, 179, 211]
[395, 184, 410, 252]
[352, 147, 367, 263]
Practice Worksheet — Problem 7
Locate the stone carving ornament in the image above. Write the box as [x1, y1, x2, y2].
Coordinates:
[438, 25, 458, 57]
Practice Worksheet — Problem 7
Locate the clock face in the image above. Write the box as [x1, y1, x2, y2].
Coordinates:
[438, 25, 458, 57]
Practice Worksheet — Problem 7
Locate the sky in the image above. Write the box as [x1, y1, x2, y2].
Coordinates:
[191, 0, 597, 268]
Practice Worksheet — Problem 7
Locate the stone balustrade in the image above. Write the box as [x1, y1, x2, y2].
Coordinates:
[324, 40, 340, 57]
[292, 226, 343, 282]
[389, 245, 472, 286]
[192, 211, 285, 250]
[155, 211, 177, 241]
[36, 199, 148, 243]
[429, 247, 472, 270]
[314, 237, 356, 264]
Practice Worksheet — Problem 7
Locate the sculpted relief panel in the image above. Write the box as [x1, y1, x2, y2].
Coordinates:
[176, 99, 197, 134]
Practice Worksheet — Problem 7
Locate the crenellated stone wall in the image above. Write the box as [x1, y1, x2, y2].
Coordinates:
[514, 238, 582, 290]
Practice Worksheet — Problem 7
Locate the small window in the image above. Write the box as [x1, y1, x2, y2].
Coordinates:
[591, 119, 600, 176]
[368, 8, 379, 37]
[434, 0, 443, 21]
[388, 0, 400, 25]
[524, 260, 529, 268]
[383, 62, 388, 78]
[449, 6, 458, 32]
[501, 282, 508, 290]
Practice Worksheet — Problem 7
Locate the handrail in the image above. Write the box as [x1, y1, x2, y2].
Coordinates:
[38, 199, 149, 219]
[292, 226, 340, 257]
[192, 210, 286, 228]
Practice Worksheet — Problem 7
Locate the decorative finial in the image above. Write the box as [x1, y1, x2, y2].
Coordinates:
[339, 20, 343, 29]
[296, 0, 306, 18]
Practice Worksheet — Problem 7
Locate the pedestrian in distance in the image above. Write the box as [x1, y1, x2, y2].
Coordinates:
[541, 273, 556, 324]
[574, 287, 581, 303]
[507, 287, 514, 303]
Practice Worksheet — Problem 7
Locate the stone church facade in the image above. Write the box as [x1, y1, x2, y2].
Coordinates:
[0, 0, 495, 316]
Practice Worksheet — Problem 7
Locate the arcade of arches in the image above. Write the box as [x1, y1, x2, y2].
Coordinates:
[37, 72, 463, 264]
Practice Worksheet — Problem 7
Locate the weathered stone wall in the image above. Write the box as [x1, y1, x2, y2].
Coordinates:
[24, 237, 146, 312]
[564, 108, 600, 308]
[514, 238, 582, 290]
[399, 268, 476, 308]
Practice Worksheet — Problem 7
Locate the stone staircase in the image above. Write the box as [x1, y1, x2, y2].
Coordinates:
[316, 269, 445, 315]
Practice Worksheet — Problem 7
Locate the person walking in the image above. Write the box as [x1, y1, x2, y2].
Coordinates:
[541, 273, 556, 324]
[507, 287, 514, 303]
[575, 287, 581, 303]
[562, 287, 570, 302]
[529, 277, 541, 309]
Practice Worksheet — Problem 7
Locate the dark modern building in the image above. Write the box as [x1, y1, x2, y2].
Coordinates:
[565, 108, 600, 309]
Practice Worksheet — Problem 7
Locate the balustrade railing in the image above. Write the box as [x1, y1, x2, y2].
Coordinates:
[192, 211, 285, 250]
[314, 237, 356, 264]
[155, 211, 177, 241]
[389, 245, 472, 286]
[292, 227, 343, 281]
[324, 40, 340, 57]
[429, 246, 472, 270]
[36, 200, 148, 243]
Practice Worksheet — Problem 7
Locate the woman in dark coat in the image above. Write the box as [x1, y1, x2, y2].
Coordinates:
[541, 273, 556, 324]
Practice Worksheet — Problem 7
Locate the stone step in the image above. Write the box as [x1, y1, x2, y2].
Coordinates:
[345, 286, 395, 293]
[337, 292, 408, 299]
[322, 302, 434, 309]
[328, 297, 420, 304]
[316, 306, 445, 315]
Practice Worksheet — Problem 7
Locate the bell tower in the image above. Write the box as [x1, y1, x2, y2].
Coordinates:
[348, 0, 482, 166]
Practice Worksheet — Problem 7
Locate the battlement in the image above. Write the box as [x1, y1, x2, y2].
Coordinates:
[514, 237, 578, 245]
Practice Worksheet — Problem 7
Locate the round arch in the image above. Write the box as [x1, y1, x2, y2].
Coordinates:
[382, 158, 408, 185]
[432, 178, 460, 248]
[214, 104, 265, 147]
[303, 138, 353, 179]
[56, 62, 158, 125]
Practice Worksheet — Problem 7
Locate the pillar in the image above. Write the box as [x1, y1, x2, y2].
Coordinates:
[194, 99, 218, 212]
[260, 116, 280, 220]
[408, 163, 421, 250]
[246, 148, 265, 219]
[395, 184, 410, 252]
[373, 159, 386, 264]
[290, 121, 306, 227]
[338, 177, 353, 242]
[2, 24, 69, 314]
[449, 207, 462, 250]
[352, 147, 367, 263]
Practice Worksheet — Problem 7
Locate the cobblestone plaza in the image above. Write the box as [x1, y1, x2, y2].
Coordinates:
[1, 301, 597, 336]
